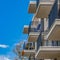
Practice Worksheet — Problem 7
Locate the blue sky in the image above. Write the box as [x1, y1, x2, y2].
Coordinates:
[0, 0, 33, 60]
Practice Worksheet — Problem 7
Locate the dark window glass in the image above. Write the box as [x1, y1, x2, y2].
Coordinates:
[58, 9, 60, 18]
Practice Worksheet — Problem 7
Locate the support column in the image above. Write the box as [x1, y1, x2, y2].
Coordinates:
[35, 42, 37, 51]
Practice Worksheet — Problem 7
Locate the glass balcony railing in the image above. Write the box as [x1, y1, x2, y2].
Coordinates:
[23, 42, 35, 50]
[28, 20, 41, 34]
[44, 41, 60, 46]
[37, 40, 60, 51]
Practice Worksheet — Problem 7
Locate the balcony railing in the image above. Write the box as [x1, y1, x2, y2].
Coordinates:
[36, 40, 60, 59]
[28, 20, 41, 34]
[37, 40, 60, 51]
[23, 42, 35, 50]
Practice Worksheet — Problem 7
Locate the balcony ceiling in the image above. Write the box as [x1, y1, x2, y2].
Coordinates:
[35, 1, 55, 18]
[46, 19, 60, 41]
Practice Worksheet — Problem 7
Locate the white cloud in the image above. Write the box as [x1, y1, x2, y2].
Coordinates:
[0, 56, 10, 60]
[0, 44, 9, 48]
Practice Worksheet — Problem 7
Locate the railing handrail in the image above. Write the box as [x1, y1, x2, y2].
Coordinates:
[40, 0, 55, 2]
[40, 46, 60, 48]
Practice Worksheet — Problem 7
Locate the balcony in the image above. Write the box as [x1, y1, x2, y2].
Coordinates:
[28, 32, 40, 42]
[28, 21, 41, 42]
[22, 42, 35, 56]
[35, 0, 55, 18]
[45, 19, 60, 41]
[23, 20, 41, 34]
[35, 41, 60, 59]
[28, 0, 37, 13]
[35, 46, 60, 59]
[23, 25, 29, 34]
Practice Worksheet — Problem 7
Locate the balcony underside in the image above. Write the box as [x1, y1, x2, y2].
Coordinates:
[28, 1, 36, 13]
[28, 32, 40, 42]
[35, 2, 55, 18]
[35, 46, 60, 59]
[46, 19, 60, 41]
[23, 50, 35, 57]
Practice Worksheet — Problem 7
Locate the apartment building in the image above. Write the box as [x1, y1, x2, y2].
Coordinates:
[21, 0, 60, 60]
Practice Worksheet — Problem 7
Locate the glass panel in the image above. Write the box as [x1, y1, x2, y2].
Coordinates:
[48, 41, 52, 46]
[43, 41, 60, 46]
[58, 41, 60, 46]
[52, 41, 58, 46]
[23, 42, 35, 50]
[28, 20, 41, 34]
